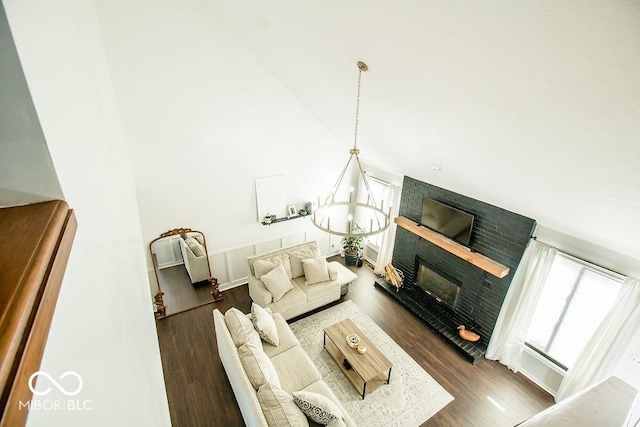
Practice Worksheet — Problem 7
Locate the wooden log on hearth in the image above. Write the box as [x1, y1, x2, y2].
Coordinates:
[384, 264, 403, 291]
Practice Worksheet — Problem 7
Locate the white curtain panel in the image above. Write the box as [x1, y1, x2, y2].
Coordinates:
[555, 276, 640, 402]
[485, 239, 556, 372]
[373, 184, 401, 276]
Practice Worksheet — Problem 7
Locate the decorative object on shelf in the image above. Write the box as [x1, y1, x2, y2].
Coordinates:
[457, 325, 480, 342]
[209, 277, 223, 302]
[346, 333, 360, 348]
[287, 205, 298, 218]
[305, 201, 313, 216]
[298, 209, 307, 216]
[384, 264, 404, 292]
[311, 61, 391, 238]
[357, 342, 367, 355]
[342, 222, 365, 266]
[264, 214, 273, 224]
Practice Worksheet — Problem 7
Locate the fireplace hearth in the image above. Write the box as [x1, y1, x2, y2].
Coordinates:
[374, 278, 487, 364]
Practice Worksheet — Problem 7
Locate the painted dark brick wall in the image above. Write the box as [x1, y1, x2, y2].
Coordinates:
[392, 176, 536, 345]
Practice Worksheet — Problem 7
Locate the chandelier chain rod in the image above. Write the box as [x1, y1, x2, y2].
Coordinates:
[353, 66, 363, 150]
[312, 60, 390, 238]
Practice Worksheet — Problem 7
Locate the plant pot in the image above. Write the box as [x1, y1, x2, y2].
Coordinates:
[345, 254, 358, 266]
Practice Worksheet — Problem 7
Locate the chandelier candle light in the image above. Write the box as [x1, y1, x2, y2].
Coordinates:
[311, 61, 391, 238]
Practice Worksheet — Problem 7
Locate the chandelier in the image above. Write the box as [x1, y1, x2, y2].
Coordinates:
[311, 61, 391, 238]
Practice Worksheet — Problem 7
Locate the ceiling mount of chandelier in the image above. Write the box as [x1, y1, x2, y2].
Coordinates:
[311, 61, 391, 238]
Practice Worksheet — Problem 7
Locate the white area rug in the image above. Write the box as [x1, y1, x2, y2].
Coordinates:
[290, 300, 454, 426]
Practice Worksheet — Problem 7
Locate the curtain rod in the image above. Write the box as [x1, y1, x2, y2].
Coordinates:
[531, 236, 625, 279]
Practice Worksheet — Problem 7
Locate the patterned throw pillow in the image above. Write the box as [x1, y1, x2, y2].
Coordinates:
[292, 390, 342, 425]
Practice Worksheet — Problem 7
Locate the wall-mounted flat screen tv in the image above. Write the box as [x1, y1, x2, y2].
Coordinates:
[420, 198, 475, 247]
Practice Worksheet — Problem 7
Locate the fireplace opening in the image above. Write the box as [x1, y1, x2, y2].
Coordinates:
[413, 256, 462, 310]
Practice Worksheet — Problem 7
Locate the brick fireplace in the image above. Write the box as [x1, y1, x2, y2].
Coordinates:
[375, 176, 536, 363]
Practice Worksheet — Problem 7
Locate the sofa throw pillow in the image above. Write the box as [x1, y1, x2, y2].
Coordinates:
[225, 307, 262, 348]
[190, 242, 206, 257]
[184, 237, 198, 246]
[292, 390, 342, 425]
[261, 264, 294, 302]
[251, 303, 279, 346]
[302, 257, 331, 285]
[254, 254, 293, 280]
[257, 382, 309, 427]
[238, 342, 281, 390]
[289, 246, 321, 278]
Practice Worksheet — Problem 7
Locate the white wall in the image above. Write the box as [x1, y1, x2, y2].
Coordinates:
[94, 0, 354, 272]
[206, 0, 640, 264]
[3, 0, 171, 425]
[0, 2, 63, 207]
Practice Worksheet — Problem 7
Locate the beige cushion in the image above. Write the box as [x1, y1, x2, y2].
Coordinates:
[254, 254, 293, 280]
[251, 303, 279, 346]
[257, 382, 309, 427]
[289, 246, 321, 278]
[262, 313, 300, 358]
[190, 242, 206, 257]
[302, 257, 330, 285]
[184, 237, 198, 246]
[271, 346, 322, 392]
[238, 342, 281, 390]
[292, 390, 342, 425]
[261, 264, 294, 302]
[224, 307, 261, 348]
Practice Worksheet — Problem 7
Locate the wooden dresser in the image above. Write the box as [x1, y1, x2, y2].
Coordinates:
[0, 200, 76, 426]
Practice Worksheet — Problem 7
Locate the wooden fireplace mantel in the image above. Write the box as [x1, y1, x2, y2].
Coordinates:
[394, 216, 510, 278]
[0, 200, 77, 426]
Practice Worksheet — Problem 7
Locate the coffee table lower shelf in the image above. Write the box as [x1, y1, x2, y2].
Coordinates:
[323, 330, 391, 399]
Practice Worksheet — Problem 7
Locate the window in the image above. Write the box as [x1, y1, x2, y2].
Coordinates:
[526, 253, 623, 370]
[357, 176, 391, 249]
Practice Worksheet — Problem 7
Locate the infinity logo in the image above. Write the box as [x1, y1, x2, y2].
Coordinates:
[28, 371, 83, 397]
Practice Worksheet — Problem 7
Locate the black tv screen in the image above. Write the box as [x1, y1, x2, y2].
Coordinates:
[420, 198, 475, 246]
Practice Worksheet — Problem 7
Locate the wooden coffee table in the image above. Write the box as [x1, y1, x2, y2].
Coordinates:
[323, 318, 392, 399]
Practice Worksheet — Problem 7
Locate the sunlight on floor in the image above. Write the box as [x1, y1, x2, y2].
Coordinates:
[487, 396, 506, 412]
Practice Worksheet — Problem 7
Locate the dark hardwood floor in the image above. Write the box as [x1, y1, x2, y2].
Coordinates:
[155, 257, 554, 426]
[157, 264, 215, 316]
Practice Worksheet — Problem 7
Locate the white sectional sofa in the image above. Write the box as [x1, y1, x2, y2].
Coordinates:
[247, 242, 358, 320]
[213, 305, 355, 426]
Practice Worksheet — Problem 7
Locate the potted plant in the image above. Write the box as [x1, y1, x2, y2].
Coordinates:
[341, 223, 365, 266]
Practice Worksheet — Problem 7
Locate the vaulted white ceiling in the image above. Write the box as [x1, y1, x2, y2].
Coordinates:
[205, 0, 640, 261]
